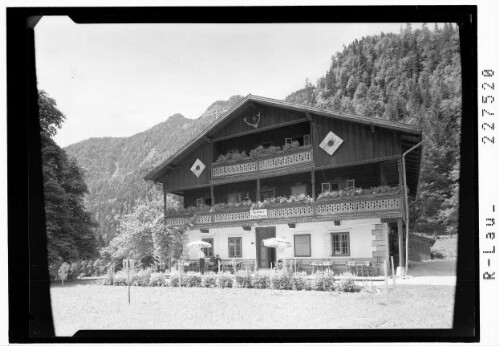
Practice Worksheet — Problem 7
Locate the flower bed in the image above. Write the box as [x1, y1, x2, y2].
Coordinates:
[103, 269, 362, 292]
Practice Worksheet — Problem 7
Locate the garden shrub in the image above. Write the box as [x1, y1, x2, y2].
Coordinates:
[431, 250, 445, 259]
[68, 262, 81, 280]
[184, 272, 203, 287]
[112, 271, 128, 286]
[58, 262, 71, 284]
[313, 271, 336, 291]
[201, 272, 218, 288]
[113, 271, 126, 286]
[235, 270, 253, 288]
[170, 272, 190, 287]
[270, 270, 293, 290]
[252, 270, 272, 289]
[291, 272, 308, 291]
[128, 269, 151, 286]
[216, 273, 234, 288]
[149, 272, 167, 286]
[169, 272, 181, 287]
[337, 272, 361, 292]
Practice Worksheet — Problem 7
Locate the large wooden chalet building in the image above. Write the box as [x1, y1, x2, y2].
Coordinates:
[145, 95, 428, 274]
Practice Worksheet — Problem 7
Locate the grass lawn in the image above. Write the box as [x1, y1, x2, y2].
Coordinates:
[50, 283, 454, 335]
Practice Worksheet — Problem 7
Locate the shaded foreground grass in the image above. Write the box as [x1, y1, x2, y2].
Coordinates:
[50, 284, 454, 335]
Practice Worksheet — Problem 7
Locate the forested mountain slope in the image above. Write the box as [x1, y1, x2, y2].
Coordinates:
[285, 23, 461, 236]
[65, 96, 244, 245]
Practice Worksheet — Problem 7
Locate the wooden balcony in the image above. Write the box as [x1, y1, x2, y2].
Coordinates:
[165, 192, 403, 227]
[211, 145, 313, 181]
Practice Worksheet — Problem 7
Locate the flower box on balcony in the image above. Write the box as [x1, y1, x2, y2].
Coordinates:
[211, 146, 313, 179]
[316, 186, 400, 204]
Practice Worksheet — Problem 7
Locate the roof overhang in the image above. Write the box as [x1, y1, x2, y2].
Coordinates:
[144, 94, 423, 183]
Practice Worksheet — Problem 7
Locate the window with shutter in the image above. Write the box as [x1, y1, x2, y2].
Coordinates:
[294, 234, 311, 257]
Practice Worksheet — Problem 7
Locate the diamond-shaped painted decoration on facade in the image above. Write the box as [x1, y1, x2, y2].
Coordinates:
[190, 158, 206, 178]
[319, 131, 344, 156]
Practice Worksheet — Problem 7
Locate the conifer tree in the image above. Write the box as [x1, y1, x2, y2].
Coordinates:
[39, 91, 98, 266]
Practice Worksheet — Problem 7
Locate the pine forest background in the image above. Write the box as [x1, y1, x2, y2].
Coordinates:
[43, 23, 461, 269]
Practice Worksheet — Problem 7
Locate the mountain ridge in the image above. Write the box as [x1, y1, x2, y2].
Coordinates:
[65, 95, 244, 245]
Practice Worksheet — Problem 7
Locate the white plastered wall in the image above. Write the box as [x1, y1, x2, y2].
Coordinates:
[184, 218, 381, 261]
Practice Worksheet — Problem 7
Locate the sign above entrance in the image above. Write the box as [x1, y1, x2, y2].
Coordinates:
[250, 208, 267, 219]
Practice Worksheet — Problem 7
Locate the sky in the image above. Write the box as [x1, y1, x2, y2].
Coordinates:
[35, 18, 418, 147]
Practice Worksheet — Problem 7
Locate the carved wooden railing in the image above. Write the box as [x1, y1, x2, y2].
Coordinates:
[165, 192, 403, 226]
[211, 146, 313, 179]
[315, 192, 402, 216]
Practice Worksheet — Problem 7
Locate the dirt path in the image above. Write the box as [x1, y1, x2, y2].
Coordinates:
[370, 259, 457, 286]
[409, 259, 457, 277]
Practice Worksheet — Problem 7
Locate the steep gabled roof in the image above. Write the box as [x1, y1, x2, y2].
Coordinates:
[145, 94, 422, 183]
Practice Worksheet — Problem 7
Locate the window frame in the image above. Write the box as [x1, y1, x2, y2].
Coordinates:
[227, 193, 242, 204]
[290, 183, 307, 197]
[228, 237, 242, 258]
[260, 187, 275, 201]
[331, 232, 350, 257]
[201, 238, 214, 257]
[321, 182, 331, 193]
[303, 134, 311, 146]
[294, 234, 311, 257]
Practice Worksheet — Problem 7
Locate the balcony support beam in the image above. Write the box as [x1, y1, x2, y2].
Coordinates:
[210, 184, 215, 206]
[256, 178, 261, 202]
[311, 168, 316, 200]
[397, 159, 405, 222]
[397, 218, 404, 269]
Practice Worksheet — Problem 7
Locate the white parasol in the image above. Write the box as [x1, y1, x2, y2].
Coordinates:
[263, 237, 292, 249]
[186, 240, 212, 249]
[263, 237, 291, 270]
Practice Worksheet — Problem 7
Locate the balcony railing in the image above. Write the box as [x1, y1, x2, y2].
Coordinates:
[165, 192, 403, 226]
[211, 146, 313, 180]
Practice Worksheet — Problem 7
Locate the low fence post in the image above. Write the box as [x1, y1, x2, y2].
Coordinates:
[390, 256, 396, 288]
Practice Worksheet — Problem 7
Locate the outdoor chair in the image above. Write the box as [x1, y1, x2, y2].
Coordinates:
[322, 261, 333, 272]
[190, 262, 200, 272]
[355, 262, 365, 276]
[362, 261, 374, 276]
[311, 261, 318, 274]
[346, 261, 356, 274]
